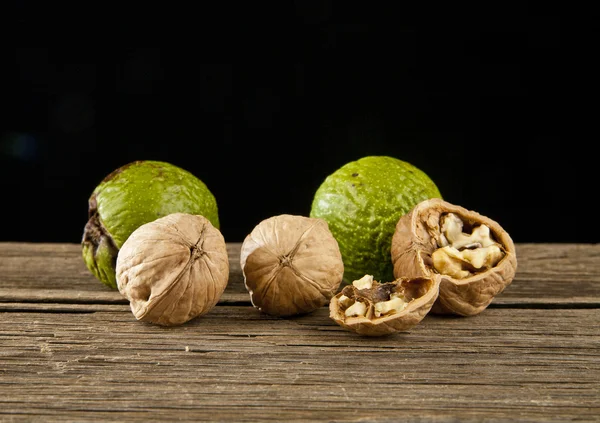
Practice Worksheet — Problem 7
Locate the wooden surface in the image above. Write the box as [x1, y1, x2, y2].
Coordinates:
[0, 242, 599, 422]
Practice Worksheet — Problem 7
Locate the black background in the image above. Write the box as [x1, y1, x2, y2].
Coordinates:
[1, 3, 590, 243]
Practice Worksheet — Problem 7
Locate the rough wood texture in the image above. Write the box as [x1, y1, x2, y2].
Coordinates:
[1, 242, 599, 422]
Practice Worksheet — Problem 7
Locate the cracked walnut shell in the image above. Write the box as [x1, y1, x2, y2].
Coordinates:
[116, 213, 229, 326]
[329, 274, 440, 337]
[391, 198, 517, 316]
[240, 214, 344, 317]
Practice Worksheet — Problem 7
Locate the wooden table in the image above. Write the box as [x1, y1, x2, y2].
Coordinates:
[1, 242, 598, 422]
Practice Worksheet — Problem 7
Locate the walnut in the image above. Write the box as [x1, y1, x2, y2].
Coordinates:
[240, 214, 344, 317]
[329, 274, 440, 337]
[116, 213, 229, 326]
[391, 198, 517, 316]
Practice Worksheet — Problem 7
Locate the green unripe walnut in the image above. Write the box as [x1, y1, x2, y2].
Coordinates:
[310, 156, 442, 284]
[82, 160, 219, 289]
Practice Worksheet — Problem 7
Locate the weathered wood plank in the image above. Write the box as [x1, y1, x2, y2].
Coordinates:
[0, 242, 247, 305]
[0, 307, 598, 422]
[1, 242, 599, 422]
[0, 242, 598, 305]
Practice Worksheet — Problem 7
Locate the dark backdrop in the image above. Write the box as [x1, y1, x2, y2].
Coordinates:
[2, 3, 589, 243]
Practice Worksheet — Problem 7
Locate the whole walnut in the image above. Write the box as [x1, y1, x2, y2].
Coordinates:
[391, 198, 517, 316]
[116, 213, 229, 326]
[240, 214, 344, 317]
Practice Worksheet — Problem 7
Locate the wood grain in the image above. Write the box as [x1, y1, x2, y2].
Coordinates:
[1, 242, 599, 306]
[1, 307, 598, 422]
[0, 242, 599, 422]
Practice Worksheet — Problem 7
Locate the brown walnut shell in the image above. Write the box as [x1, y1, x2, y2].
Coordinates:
[391, 198, 517, 316]
[116, 213, 229, 326]
[329, 275, 440, 337]
[240, 214, 344, 317]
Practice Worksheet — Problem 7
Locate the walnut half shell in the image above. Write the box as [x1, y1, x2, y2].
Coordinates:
[391, 198, 517, 316]
[329, 274, 440, 337]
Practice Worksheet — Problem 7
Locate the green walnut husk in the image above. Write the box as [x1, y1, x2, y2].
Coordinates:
[82, 160, 220, 289]
[310, 156, 442, 284]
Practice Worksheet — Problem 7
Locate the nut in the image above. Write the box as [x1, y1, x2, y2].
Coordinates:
[82, 160, 220, 289]
[240, 214, 344, 317]
[391, 198, 517, 316]
[116, 213, 229, 326]
[329, 274, 440, 337]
